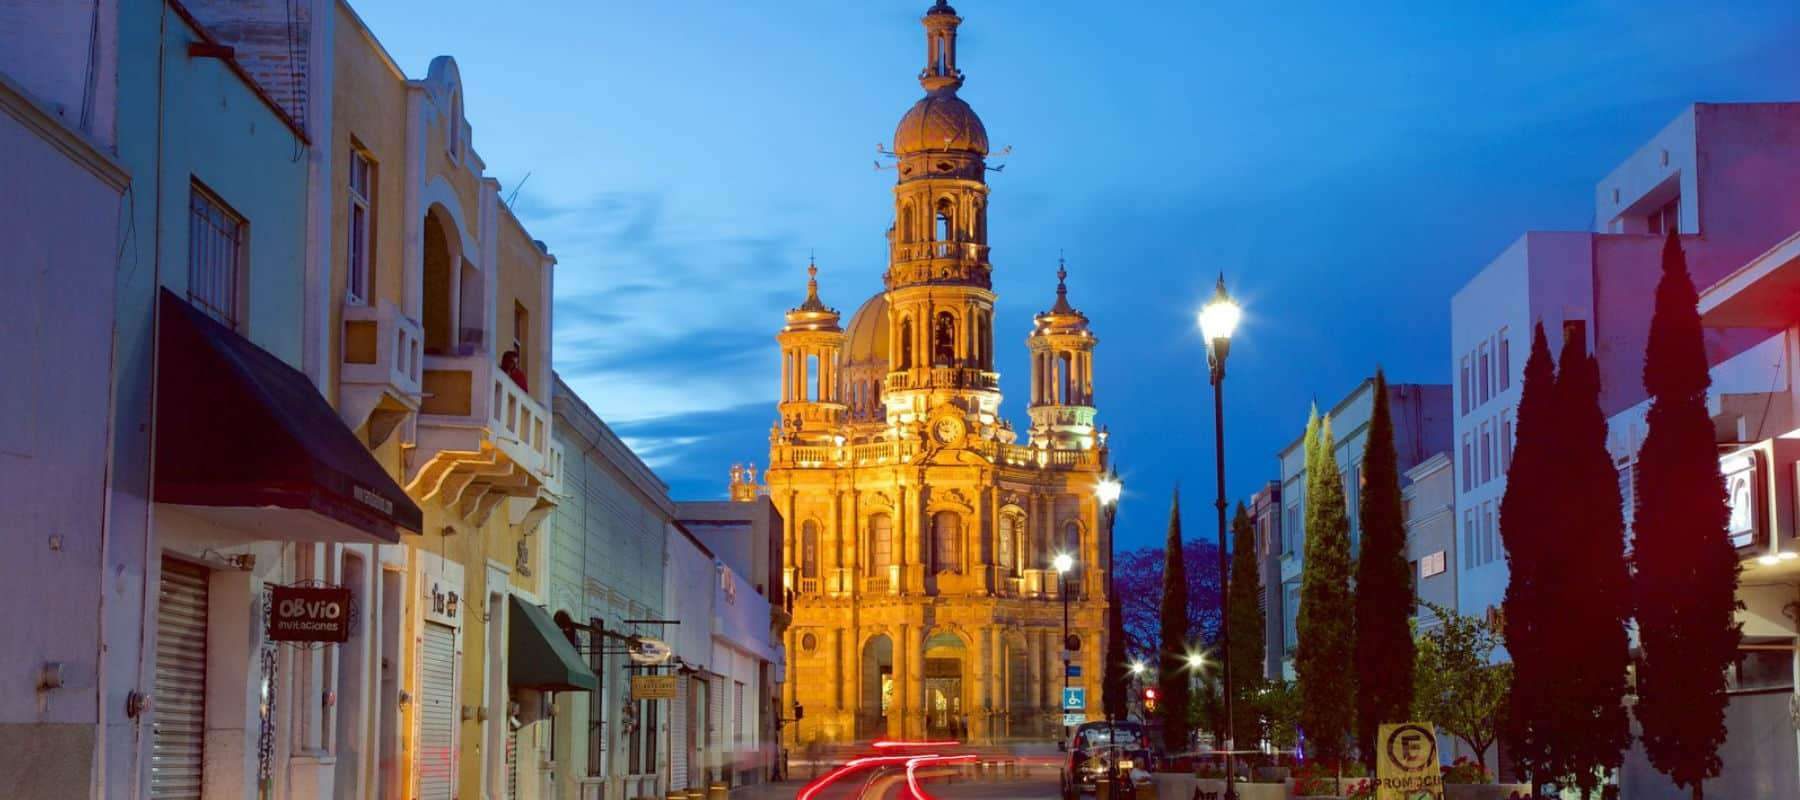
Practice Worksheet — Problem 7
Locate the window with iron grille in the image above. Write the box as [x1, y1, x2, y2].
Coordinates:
[347, 149, 373, 303]
[188, 182, 246, 328]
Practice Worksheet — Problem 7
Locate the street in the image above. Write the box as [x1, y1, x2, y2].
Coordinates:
[736, 768, 1063, 800]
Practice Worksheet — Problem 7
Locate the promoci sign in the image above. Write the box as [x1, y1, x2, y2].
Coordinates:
[269, 585, 352, 643]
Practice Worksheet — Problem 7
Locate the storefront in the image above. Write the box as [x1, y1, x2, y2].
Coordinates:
[150, 290, 423, 799]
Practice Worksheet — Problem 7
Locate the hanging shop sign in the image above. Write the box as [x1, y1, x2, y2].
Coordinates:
[627, 636, 674, 665]
[631, 674, 678, 700]
[268, 585, 353, 643]
[1375, 722, 1445, 800]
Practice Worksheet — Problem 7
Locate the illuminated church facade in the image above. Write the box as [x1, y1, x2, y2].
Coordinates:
[762, 1, 1114, 744]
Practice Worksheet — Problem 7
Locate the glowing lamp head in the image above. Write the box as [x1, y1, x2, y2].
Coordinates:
[1129, 661, 1146, 676]
[1198, 275, 1241, 344]
[1186, 652, 1206, 670]
[1053, 553, 1075, 574]
[1096, 476, 1122, 506]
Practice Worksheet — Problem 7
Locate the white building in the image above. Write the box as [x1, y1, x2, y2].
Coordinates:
[1596, 232, 1800, 798]
[1451, 103, 1800, 624]
[1272, 378, 1452, 678]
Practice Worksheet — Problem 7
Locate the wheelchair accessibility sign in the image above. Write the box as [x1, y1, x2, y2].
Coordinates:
[1062, 686, 1086, 711]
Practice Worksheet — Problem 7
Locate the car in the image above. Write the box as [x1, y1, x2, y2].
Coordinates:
[1059, 720, 1152, 799]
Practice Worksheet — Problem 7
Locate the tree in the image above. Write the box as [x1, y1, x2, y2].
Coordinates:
[1158, 488, 1193, 753]
[1256, 679, 1302, 752]
[1296, 408, 1356, 765]
[1227, 501, 1266, 748]
[1411, 602, 1510, 763]
[1548, 330, 1633, 797]
[1499, 323, 1559, 789]
[1634, 229, 1743, 799]
[1353, 371, 1415, 766]
[1113, 539, 1223, 663]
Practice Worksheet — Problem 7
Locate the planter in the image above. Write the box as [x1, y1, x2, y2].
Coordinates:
[1234, 783, 1290, 800]
[1150, 772, 1195, 800]
[1255, 767, 1292, 783]
[1445, 784, 1532, 800]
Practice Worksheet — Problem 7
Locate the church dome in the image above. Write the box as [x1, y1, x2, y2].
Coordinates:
[893, 90, 988, 156]
[843, 292, 890, 367]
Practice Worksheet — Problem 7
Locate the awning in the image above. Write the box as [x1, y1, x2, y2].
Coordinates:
[153, 289, 423, 543]
[509, 596, 598, 692]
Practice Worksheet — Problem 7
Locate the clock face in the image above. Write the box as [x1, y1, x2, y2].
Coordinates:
[933, 417, 963, 444]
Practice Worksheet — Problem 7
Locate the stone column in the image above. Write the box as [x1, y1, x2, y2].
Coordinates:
[1027, 628, 1044, 735]
[971, 625, 988, 742]
[989, 626, 1005, 741]
[890, 625, 908, 739]
[844, 628, 861, 738]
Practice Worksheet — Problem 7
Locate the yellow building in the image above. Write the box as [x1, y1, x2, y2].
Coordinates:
[769, 0, 1113, 746]
[326, 7, 573, 800]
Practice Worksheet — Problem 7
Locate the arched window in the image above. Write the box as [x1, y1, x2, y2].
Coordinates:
[935, 201, 953, 242]
[869, 514, 894, 575]
[900, 201, 915, 243]
[1062, 520, 1080, 556]
[997, 514, 1019, 576]
[801, 521, 820, 579]
[899, 317, 914, 370]
[933, 311, 956, 367]
[932, 512, 961, 574]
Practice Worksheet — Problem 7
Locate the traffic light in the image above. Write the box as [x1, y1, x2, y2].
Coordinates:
[1143, 687, 1158, 713]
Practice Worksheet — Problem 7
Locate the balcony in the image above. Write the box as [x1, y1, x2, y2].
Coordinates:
[797, 576, 820, 595]
[406, 348, 555, 525]
[884, 367, 999, 394]
[338, 300, 423, 445]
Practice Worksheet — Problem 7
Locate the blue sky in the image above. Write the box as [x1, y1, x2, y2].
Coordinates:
[359, 0, 1800, 551]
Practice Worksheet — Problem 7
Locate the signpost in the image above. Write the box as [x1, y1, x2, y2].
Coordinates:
[1375, 722, 1445, 800]
[268, 585, 352, 643]
[1062, 712, 1086, 728]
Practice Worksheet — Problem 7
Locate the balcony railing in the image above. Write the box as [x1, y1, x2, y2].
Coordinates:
[797, 576, 820, 595]
[884, 367, 999, 393]
[416, 349, 552, 480]
[890, 241, 989, 263]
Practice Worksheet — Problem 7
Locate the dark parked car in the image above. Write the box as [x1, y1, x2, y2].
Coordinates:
[1059, 720, 1151, 798]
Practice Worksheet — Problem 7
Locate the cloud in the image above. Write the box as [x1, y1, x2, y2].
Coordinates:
[607, 402, 774, 499]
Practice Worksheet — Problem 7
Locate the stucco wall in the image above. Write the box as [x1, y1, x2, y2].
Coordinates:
[0, 79, 128, 799]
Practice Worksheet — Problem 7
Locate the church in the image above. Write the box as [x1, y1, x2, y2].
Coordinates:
[758, 1, 1116, 745]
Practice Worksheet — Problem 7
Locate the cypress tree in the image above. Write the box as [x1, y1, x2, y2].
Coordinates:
[1158, 488, 1192, 753]
[1549, 331, 1633, 797]
[1353, 371, 1415, 767]
[1227, 500, 1266, 748]
[1500, 323, 1559, 789]
[1297, 412, 1356, 765]
[1634, 229, 1742, 800]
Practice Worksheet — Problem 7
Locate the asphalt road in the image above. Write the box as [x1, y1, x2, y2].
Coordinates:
[733, 767, 1063, 799]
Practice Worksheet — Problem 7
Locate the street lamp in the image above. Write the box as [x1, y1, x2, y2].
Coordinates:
[1096, 471, 1122, 719]
[1199, 274, 1241, 799]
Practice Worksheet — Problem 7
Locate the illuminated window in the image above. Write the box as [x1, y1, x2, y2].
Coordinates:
[931, 512, 961, 574]
[869, 514, 893, 574]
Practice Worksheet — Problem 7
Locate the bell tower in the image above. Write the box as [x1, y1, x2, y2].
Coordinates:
[777, 260, 846, 441]
[1028, 260, 1100, 449]
[884, 0, 999, 432]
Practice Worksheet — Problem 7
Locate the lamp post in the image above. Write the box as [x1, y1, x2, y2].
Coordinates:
[1054, 551, 1075, 736]
[1199, 275, 1242, 800]
[1096, 472, 1122, 719]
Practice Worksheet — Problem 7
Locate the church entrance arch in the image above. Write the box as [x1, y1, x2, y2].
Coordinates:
[860, 634, 894, 740]
[922, 631, 968, 739]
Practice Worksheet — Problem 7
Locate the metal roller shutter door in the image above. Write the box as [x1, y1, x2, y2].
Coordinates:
[418, 622, 457, 800]
[669, 676, 689, 791]
[152, 558, 209, 800]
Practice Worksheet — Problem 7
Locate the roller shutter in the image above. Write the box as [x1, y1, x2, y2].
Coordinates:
[418, 622, 457, 800]
[152, 558, 208, 800]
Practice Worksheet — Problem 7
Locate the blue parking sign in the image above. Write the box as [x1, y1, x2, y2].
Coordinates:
[1062, 686, 1085, 711]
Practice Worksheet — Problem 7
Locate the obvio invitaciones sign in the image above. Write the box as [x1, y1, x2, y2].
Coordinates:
[269, 585, 353, 643]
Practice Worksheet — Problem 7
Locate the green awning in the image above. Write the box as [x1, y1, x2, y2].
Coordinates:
[508, 596, 598, 692]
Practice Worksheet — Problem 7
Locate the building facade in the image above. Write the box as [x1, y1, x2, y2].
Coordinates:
[1401, 451, 1457, 632]
[1595, 233, 1800, 798]
[1272, 379, 1451, 679]
[763, 1, 1113, 746]
[1247, 482, 1283, 682]
[1451, 103, 1800, 622]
